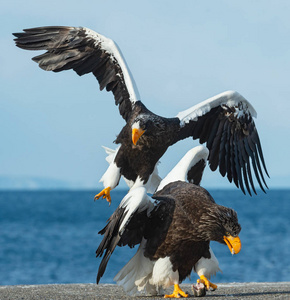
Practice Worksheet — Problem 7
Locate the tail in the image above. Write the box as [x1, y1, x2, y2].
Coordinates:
[114, 239, 158, 296]
[102, 146, 119, 164]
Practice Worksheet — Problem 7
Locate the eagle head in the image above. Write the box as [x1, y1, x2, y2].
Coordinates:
[131, 115, 164, 145]
[203, 205, 242, 255]
[217, 207, 241, 255]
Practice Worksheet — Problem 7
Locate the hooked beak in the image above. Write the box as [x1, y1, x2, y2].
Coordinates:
[223, 235, 241, 255]
[132, 128, 145, 145]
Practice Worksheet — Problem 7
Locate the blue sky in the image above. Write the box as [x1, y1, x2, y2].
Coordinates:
[1, 0, 290, 190]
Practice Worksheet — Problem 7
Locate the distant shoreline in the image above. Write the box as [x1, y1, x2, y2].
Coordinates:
[1, 187, 290, 191]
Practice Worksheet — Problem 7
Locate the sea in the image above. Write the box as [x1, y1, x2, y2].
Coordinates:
[0, 189, 289, 286]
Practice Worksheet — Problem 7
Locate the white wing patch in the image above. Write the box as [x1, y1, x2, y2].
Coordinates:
[84, 27, 140, 104]
[114, 239, 157, 296]
[176, 90, 257, 126]
[156, 145, 209, 192]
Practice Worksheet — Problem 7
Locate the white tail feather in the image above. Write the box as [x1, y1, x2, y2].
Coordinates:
[114, 240, 158, 296]
[101, 146, 119, 163]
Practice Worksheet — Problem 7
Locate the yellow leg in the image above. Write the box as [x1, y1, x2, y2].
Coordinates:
[164, 284, 188, 298]
[197, 275, 217, 291]
[94, 187, 112, 205]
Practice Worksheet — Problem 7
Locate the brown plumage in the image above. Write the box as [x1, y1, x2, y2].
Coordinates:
[96, 181, 241, 296]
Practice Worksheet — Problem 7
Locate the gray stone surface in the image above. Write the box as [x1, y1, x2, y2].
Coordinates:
[0, 282, 289, 299]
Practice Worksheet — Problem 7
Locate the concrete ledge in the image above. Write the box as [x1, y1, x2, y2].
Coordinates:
[0, 282, 289, 299]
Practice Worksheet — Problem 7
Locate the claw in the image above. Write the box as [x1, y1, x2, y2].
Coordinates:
[197, 275, 217, 291]
[164, 284, 188, 298]
[94, 187, 112, 205]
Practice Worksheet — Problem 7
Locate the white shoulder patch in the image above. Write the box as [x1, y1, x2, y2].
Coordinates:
[176, 90, 257, 127]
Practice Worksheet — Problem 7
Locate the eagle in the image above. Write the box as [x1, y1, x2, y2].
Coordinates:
[13, 26, 269, 203]
[96, 182, 241, 297]
[96, 146, 241, 297]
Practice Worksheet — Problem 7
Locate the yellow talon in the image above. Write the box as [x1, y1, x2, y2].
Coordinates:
[164, 284, 188, 298]
[94, 187, 112, 205]
[197, 275, 217, 291]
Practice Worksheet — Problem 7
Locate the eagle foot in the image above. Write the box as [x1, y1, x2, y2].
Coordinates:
[197, 275, 217, 291]
[164, 284, 188, 298]
[94, 187, 112, 205]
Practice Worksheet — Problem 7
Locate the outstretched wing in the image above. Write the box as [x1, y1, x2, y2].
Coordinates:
[13, 26, 139, 121]
[176, 90, 269, 195]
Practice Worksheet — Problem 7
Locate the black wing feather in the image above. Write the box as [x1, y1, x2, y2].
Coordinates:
[234, 134, 245, 193]
[177, 94, 269, 195]
[218, 120, 229, 177]
[13, 26, 137, 121]
[96, 195, 174, 283]
[187, 159, 207, 186]
[207, 117, 220, 149]
[238, 137, 252, 195]
[96, 206, 128, 283]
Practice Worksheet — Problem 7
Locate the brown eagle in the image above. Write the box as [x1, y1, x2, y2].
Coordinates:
[96, 181, 241, 298]
[13, 26, 269, 203]
[96, 145, 240, 297]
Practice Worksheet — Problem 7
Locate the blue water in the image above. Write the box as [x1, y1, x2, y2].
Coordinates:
[0, 189, 289, 286]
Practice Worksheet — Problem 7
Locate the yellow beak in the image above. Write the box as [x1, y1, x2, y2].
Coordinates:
[223, 235, 241, 255]
[132, 128, 145, 145]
